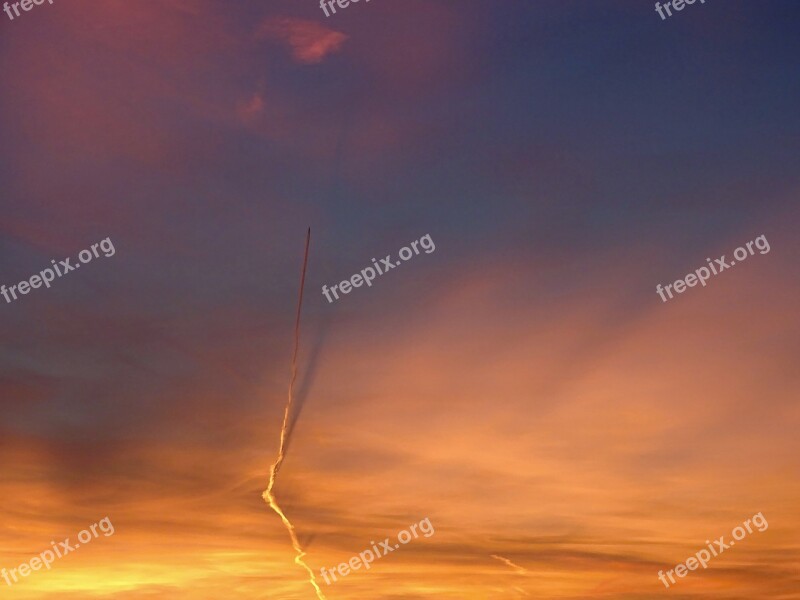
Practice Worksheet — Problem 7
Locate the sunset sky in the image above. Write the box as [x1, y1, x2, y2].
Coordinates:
[1, 1, 799, 599]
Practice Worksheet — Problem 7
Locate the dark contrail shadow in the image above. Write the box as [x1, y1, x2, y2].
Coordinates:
[281, 101, 351, 457]
[284, 310, 334, 457]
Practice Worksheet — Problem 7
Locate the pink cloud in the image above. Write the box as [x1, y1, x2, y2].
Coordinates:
[257, 17, 347, 64]
[236, 93, 265, 124]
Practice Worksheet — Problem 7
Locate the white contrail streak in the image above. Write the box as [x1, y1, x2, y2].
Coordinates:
[262, 228, 326, 600]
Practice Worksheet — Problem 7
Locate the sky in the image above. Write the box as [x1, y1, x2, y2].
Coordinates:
[1, 1, 799, 598]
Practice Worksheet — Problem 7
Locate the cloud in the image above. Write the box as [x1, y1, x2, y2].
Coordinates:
[257, 17, 347, 64]
[236, 93, 265, 124]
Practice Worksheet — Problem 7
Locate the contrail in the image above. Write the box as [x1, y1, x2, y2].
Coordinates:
[262, 228, 326, 600]
[492, 555, 530, 596]
[491, 554, 529, 576]
[512, 586, 531, 597]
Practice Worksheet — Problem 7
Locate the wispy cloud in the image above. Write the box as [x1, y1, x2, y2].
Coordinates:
[257, 17, 347, 64]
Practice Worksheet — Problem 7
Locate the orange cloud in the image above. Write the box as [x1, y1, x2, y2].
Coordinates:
[257, 17, 347, 64]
